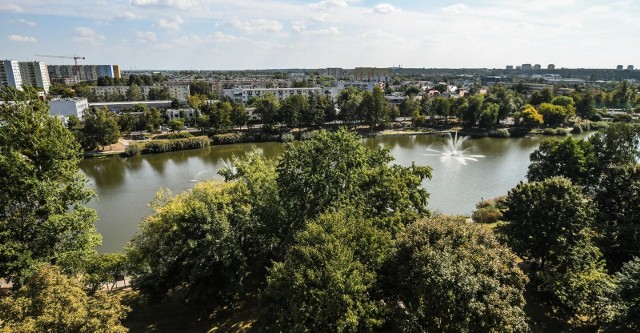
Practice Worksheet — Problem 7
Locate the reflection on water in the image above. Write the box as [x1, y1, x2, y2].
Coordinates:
[80, 132, 593, 253]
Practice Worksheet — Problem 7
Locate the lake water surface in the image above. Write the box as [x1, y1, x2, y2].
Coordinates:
[80, 133, 591, 252]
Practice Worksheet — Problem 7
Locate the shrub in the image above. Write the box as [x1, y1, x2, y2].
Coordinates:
[488, 128, 510, 138]
[300, 131, 316, 141]
[555, 128, 568, 136]
[167, 131, 193, 139]
[543, 128, 557, 136]
[125, 136, 209, 156]
[211, 132, 247, 145]
[472, 206, 503, 223]
[590, 113, 603, 121]
[571, 125, 583, 134]
[590, 121, 609, 130]
[280, 133, 295, 143]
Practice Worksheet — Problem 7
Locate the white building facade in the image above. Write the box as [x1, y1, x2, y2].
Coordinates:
[223, 87, 324, 105]
[19, 61, 51, 93]
[90, 85, 190, 101]
[48, 98, 89, 121]
[1, 60, 23, 91]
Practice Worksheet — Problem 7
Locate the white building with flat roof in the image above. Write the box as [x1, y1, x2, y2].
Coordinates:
[91, 84, 190, 101]
[1, 60, 23, 91]
[48, 98, 89, 120]
[223, 87, 324, 105]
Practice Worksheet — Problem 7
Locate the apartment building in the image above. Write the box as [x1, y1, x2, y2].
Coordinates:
[48, 64, 121, 82]
[48, 97, 89, 120]
[223, 87, 324, 105]
[0, 60, 23, 91]
[90, 84, 190, 101]
[19, 61, 51, 93]
[354, 67, 389, 82]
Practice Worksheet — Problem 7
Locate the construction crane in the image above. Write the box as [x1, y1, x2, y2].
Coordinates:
[35, 54, 86, 83]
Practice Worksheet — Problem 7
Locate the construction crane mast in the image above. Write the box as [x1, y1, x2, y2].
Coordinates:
[35, 54, 86, 83]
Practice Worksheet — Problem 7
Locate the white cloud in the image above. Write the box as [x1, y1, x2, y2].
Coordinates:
[8, 34, 37, 42]
[230, 18, 283, 33]
[297, 27, 341, 36]
[116, 11, 139, 20]
[12, 19, 36, 26]
[307, 0, 348, 10]
[157, 16, 184, 30]
[130, 0, 197, 10]
[372, 3, 399, 14]
[135, 30, 157, 42]
[73, 27, 105, 45]
[442, 3, 468, 13]
[208, 32, 238, 43]
[0, 3, 23, 12]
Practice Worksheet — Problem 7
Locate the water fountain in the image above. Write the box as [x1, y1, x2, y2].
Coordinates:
[189, 169, 216, 182]
[424, 132, 485, 165]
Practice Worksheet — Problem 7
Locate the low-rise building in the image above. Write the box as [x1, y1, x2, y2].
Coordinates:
[48, 97, 89, 121]
[89, 100, 173, 112]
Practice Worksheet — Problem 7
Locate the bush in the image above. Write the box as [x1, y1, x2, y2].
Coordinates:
[125, 136, 209, 156]
[300, 131, 316, 141]
[167, 131, 193, 139]
[571, 125, 583, 134]
[488, 128, 510, 138]
[555, 128, 569, 136]
[590, 121, 610, 130]
[543, 128, 557, 135]
[472, 206, 503, 223]
[543, 128, 568, 136]
[590, 113, 603, 121]
[211, 132, 247, 145]
[280, 133, 295, 143]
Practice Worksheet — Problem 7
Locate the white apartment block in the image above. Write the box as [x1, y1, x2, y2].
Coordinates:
[165, 108, 196, 121]
[1, 60, 23, 91]
[48, 97, 89, 120]
[90, 85, 190, 101]
[223, 87, 324, 105]
[19, 61, 51, 93]
[48, 64, 119, 82]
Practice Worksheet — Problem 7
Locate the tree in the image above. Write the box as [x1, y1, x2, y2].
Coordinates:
[125, 84, 143, 101]
[612, 80, 636, 110]
[262, 209, 392, 332]
[82, 107, 121, 150]
[144, 107, 163, 132]
[303, 93, 329, 127]
[539, 102, 570, 127]
[0, 264, 129, 333]
[399, 97, 419, 118]
[337, 87, 362, 128]
[0, 101, 100, 284]
[529, 88, 553, 106]
[527, 137, 596, 185]
[479, 102, 499, 129]
[381, 216, 529, 332]
[501, 177, 596, 270]
[276, 128, 431, 245]
[608, 257, 640, 331]
[189, 80, 212, 96]
[167, 118, 184, 132]
[126, 181, 251, 303]
[594, 164, 640, 270]
[575, 92, 596, 119]
[254, 94, 280, 130]
[231, 102, 248, 129]
[279, 94, 307, 129]
[519, 104, 544, 131]
[432, 97, 451, 122]
[462, 94, 484, 127]
[147, 86, 171, 100]
[83, 253, 127, 294]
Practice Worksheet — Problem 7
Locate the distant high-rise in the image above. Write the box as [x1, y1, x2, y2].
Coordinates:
[0, 60, 22, 91]
[48, 64, 120, 83]
[354, 67, 389, 82]
[326, 67, 344, 79]
[506, 65, 514, 70]
[628, 65, 634, 70]
[18, 61, 51, 93]
[533, 64, 541, 70]
[617, 65, 624, 70]
[521, 64, 532, 71]
[547, 64, 555, 70]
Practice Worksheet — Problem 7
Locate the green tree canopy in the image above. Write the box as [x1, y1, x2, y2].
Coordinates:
[381, 216, 529, 333]
[126, 181, 251, 303]
[0, 101, 100, 284]
[0, 264, 129, 333]
[82, 107, 121, 150]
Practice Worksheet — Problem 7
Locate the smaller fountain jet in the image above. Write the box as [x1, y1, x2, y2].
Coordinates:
[424, 132, 485, 165]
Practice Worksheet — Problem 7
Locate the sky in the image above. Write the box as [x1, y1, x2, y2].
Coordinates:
[1, 0, 639, 70]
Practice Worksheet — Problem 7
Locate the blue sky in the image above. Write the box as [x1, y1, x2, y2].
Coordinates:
[2, 0, 639, 70]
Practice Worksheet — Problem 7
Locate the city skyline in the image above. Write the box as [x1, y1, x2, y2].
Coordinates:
[1, 0, 638, 70]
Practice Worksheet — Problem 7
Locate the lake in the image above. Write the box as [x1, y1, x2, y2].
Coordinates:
[79, 132, 591, 252]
